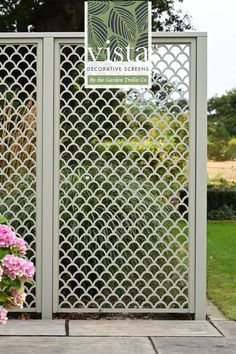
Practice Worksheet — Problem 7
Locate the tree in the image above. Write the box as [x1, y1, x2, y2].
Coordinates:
[208, 89, 236, 137]
[208, 121, 230, 161]
[0, 0, 84, 32]
[0, 0, 192, 32]
[152, 0, 192, 31]
[226, 138, 236, 160]
[208, 90, 236, 161]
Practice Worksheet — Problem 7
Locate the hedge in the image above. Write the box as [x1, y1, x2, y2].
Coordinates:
[179, 185, 236, 220]
[206, 179, 236, 219]
[207, 189, 236, 212]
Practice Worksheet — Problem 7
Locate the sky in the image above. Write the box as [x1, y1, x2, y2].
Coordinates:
[177, 0, 236, 98]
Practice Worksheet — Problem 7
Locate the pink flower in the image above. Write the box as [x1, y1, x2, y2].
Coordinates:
[0, 307, 8, 325]
[2, 255, 35, 280]
[14, 237, 27, 255]
[0, 225, 15, 247]
[0, 266, 3, 282]
[0, 225, 27, 255]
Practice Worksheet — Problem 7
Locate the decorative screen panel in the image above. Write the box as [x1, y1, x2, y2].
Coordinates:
[0, 44, 38, 310]
[58, 43, 190, 311]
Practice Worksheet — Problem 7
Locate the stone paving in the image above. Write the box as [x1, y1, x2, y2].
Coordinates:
[0, 320, 236, 354]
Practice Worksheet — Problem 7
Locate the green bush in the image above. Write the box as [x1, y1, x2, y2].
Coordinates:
[208, 204, 236, 220]
[207, 178, 236, 190]
[207, 179, 236, 220]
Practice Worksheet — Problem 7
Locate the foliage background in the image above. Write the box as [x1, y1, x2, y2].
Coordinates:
[208, 89, 236, 161]
[0, 0, 193, 32]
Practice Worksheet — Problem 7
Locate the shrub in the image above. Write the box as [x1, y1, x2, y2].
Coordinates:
[207, 178, 236, 190]
[207, 178, 236, 220]
[208, 204, 236, 220]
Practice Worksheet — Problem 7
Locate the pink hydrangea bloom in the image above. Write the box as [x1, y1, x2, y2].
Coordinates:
[0, 225, 15, 247]
[13, 237, 27, 255]
[0, 307, 8, 325]
[0, 266, 3, 282]
[2, 255, 35, 280]
[0, 225, 27, 255]
[8, 287, 26, 309]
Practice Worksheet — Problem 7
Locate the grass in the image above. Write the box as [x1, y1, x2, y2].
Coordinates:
[207, 220, 236, 320]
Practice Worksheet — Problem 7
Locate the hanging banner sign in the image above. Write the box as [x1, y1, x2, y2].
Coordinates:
[85, 0, 152, 89]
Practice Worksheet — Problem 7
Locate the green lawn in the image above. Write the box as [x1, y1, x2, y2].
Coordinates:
[207, 220, 236, 320]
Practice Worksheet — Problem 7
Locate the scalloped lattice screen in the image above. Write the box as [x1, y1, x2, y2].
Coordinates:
[0, 44, 38, 310]
[57, 42, 191, 312]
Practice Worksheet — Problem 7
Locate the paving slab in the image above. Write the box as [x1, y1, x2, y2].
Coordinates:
[0, 320, 66, 336]
[0, 336, 154, 354]
[207, 299, 227, 320]
[212, 321, 236, 337]
[69, 320, 221, 337]
[152, 337, 236, 354]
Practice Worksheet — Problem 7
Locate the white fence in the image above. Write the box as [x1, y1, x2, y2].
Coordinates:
[0, 33, 207, 319]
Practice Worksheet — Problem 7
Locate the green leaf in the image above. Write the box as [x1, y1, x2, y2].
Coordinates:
[88, 15, 108, 50]
[112, 1, 136, 5]
[11, 278, 22, 290]
[108, 6, 136, 42]
[88, 1, 110, 15]
[109, 35, 129, 61]
[3, 277, 22, 290]
[135, 1, 148, 32]
[0, 248, 9, 259]
[0, 215, 8, 225]
[0, 291, 8, 302]
[135, 32, 149, 54]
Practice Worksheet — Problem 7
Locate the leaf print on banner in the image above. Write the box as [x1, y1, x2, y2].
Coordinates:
[112, 1, 136, 5]
[88, 15, 108, 52]
[135, 32, 148, 61]
[109, 35, 129, 61]
[88, 0, 110, 15]
[108, 6, 136, 42]
[135, 1, 148, 33]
